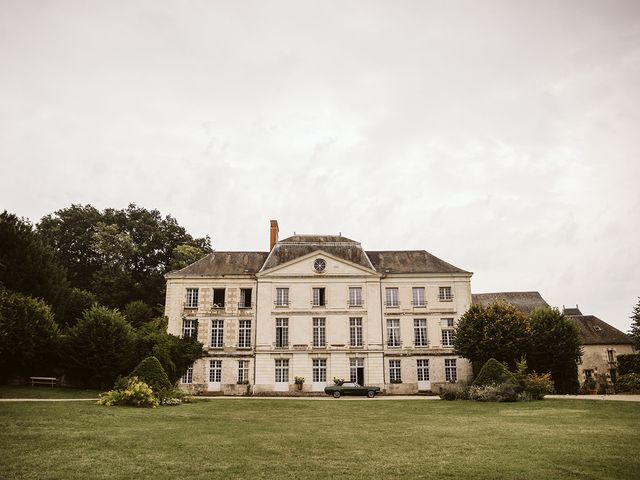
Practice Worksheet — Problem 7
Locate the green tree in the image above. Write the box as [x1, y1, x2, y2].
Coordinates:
[168, 244, 206, 272]
[135, 318, 203, 384]
[63, 305, 136, 388]
[630, 298, 640, 351]
[55, 287, 97, 331]
[527, 307, 582, 394]
[123, 300, 154, 329]
[0, 288, 61, 382]
[0, 211, 68, 310]
[38, 204, 212, 310]
[454, 301, 531, 374]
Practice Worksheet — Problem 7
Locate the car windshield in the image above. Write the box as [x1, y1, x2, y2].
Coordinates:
[343, 382, 360, 387]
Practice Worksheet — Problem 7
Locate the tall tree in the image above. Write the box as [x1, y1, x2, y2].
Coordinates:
[528, 307, 582, 394]
[63, 304, 137, 388]
[630, 298, 640, 351]
[38, 204, 211, 310]
[454, 301, 531, 374]
[0, 211, 68, 310]
[0, 288, 61, 382]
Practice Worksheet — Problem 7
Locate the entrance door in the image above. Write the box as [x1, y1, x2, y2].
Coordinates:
[417, 359, 431, 391]
[208, 360, 222, 392]
[350, 358, 365, 386]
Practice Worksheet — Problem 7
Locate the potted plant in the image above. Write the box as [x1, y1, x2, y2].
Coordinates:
[294, 376, 305, 391]
[584, 378, 597, 395]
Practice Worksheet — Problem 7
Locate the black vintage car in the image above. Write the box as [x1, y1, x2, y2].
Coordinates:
[324, 382, 380, 398]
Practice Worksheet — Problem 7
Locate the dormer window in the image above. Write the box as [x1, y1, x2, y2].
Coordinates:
[213, 288, 225, 308]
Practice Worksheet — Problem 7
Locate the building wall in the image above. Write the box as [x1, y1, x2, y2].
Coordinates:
[165, 254, 473, 394]
[579, 344, 635, 383]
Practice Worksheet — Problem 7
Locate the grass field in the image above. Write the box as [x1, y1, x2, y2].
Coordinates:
[0, 386, 100, 399]
[1, 398, 639, 480]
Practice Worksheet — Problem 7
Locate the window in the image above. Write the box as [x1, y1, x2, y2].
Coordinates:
[312, 359, 327, 382]
[412, 287, 426, 307]
[209, 360, 221, 383]
[313, 318, 326, 347]
[414, 319, 428, 347]
[438, 286, 453, 301]
[238, 360, 249, 383]
[445, 359, 457, 382]
[385, 288, 399, 307]
[349, 317, 363, 347]
[275, 318, 289, 348]
[387, 319, 400, 347]
[182, 319, 197, 339]
[182, 364, 193, 384]
[275, 288, 289, 306]
[238, 320, 251, 348]
[212, 288, 225, 308]
[389, 360, 401, 382]
[584, 369, 594, 381]
[275, 359, 289, 383]
[441, 318, 454, 347]
[239, 288, 252, 308]
[348, 287, 363, 307]
[185, 288, 199, 308]
[350, 358, 364, 383]
[417, 359, 430, 381]
[314, 258, 327, 273]
[312, 287, 326, 307]
[210, 319, 224, 348]
[607, 349, 615, 363]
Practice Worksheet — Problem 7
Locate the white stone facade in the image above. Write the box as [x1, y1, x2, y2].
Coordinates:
[164, 230, 473, 395]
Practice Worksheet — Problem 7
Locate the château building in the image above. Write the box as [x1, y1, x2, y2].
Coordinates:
[164, 220, 473, 394]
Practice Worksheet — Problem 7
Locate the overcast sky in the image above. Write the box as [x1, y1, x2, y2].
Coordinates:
[1, 1, 639, 331]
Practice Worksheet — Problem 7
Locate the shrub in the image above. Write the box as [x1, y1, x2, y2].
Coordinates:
[524, 373, 554, 399]
[439, 383, 469, 400]
[130, 356, 172, 393]
[616, 373, 640, 393]
[468, 383, 518, 402]
[618, 354, 640, 375]
[473, 358, 517, 387]
[98, 377, 159, 408]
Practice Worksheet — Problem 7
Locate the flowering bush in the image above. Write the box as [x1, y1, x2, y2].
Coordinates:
[468, 382, 518, 402]
[98, 377, 159, 408]
[294, 376, 305, 385]
[524, 373, 554, 399]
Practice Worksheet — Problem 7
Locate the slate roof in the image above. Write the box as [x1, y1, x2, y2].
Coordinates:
[261, 235, 374, 271]
[166, 235, 470, 276]
[565, 314, 633, 345]
[165, 252, 269, 277]
[472, 291, 550, 314]
[366, 251, 470, 274]
[562, 307, 583, 316]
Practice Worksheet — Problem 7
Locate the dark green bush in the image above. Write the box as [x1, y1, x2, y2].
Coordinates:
[473, 358, 517, 386]
[618, 354, 640, 375]
[616, 373, 640, 393]
[130, 356, 172, 393]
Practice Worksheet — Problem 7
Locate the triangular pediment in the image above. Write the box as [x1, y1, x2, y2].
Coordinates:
[256, 249, 380, 277]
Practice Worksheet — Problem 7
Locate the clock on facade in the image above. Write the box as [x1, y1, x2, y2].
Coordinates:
[313, 258, 327, 273]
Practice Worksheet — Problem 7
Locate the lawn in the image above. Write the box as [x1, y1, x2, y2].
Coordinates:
[1, 399, 639, 480]
[0, 386, 100, 399]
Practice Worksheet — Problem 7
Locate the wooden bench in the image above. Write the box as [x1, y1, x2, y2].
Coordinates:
[29, 376, 58, 387]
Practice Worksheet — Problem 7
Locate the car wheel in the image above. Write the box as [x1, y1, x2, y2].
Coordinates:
[333, 391, 341, 399]
[367, 390, 375, 398]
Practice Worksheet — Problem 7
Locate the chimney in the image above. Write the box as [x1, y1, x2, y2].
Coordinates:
[269, 220, 279, 250]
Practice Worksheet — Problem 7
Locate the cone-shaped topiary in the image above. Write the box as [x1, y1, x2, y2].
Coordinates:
[129, 356, 172, 393]
[473, 358, 517, 386]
